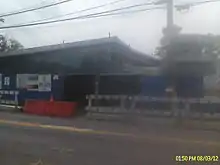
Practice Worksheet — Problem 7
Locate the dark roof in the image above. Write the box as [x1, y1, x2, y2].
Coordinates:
[0, 36, 161, 74]
[0, 36, 158, 61]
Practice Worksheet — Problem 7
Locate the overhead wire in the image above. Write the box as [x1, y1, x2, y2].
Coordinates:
[83, 6, 165, 18]
[0, 2, 164, 29]
[0, 0, 218, 29]
[189, 0, 220, 6]
[175, 0, 220, 10]
[27, 0, 129, 23]
[0, 0, 218, 25]
[0, 0, 75, 18]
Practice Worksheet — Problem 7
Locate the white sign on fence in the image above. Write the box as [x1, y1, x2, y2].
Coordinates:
[38, 75, 51, 92]
[16, 74, 52, 92]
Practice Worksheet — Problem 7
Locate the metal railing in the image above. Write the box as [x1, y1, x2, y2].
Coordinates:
[0, 90, 20, 111]
[86, 94, 220, 120]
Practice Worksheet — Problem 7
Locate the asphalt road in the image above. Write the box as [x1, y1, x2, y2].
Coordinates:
[0, 113, 220, 165]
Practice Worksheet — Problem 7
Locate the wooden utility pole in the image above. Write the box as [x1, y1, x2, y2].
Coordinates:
[167, 0, 174, 28]
[156, 0, 182, 123]
[156, 0, 174, 32]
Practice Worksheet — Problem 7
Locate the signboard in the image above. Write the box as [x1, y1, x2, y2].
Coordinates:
[16, 74, 51, 92]
[16, 74, 26, 89]
[26, 74, 38, 91]
[38, 75, 51, 92]
[17, 74, 38, 91]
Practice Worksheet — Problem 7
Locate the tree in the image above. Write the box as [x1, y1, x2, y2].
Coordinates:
[0, 35, 7, 52]
[161, 34, 219, 76]
[155, 24, 182, 58]
[154, 29, 220, 75]
[0, 34, 23, 52]
[156, 32, 220, 59]
[7, 38, 24, 51]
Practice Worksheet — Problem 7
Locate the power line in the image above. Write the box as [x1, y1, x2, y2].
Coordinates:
[0, 0, 75, 18]
[190, 0, 220, 6]
[0, 0, 217, 29]
[25, 0, 158, 25]
[175, 0, 220, 10]
[0, 2, 162, 29]
[28, 0, 129, 23]
[84, 6, 165, 18]
[0, 7, 164, 29]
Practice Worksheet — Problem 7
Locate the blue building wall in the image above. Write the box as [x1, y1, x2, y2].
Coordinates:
[0, 74, 65, 106]
[0, 73, 204, 106]
[141, 75, 204, 98]
[141, 76, 169, 97]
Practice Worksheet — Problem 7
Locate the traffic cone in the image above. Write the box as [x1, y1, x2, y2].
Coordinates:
[50, 95, 54, 102]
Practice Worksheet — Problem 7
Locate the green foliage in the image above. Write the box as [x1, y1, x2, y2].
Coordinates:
[0, 34, 23, 52]
[156, 32, 220, 59]
[156, 24, 220, 76]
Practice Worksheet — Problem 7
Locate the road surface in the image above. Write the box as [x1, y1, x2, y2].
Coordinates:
[0, 112, 220, 165]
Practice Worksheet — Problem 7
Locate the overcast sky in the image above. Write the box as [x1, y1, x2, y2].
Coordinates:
[0, 0, 219, 54]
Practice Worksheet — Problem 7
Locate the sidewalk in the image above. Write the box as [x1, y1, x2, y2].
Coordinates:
[0, 105, 21, 112]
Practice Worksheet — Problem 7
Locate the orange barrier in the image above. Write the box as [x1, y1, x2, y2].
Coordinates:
[24, 100, 77, 117]
[48, 101, 77, 117]
[23, 100, 47, 115]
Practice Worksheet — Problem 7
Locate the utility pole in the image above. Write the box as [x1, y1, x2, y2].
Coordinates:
[166, 0, 182, 125]
[165, 0, 177, 120]
[156, 0, 181, 123]
[156, 0, 174, 27]
[156, 0, 174, 42]
[167, 0, 174, 35]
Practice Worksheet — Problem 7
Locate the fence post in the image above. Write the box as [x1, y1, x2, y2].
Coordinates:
[94, 74, 100, 112]
[88, 95, 92, 110]
[185, 100, 190, 118]
[199, 100, 204, 121]
[183, 99, 191, 128]
[120, 96, 125, 111]
[123, 96, 135, 123]
[14, 92, 18, 110]
[130, 96, 136, 110]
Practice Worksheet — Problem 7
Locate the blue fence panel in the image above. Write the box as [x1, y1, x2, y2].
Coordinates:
[17, 89, 51, 106]
[0, 74, 65, 106]
[141, 76, 169, 97]
[176, 76, 203, 98]
[1, 74, 16, 90]
[16, 74, 65, 105]
[0, 90, 18, 105]
[52, 75, 65, 101]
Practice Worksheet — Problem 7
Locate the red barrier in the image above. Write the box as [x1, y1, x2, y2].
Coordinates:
[49, 101, 77, 117]
[24, 100, 47, 115]
[24, 100, 77, 117]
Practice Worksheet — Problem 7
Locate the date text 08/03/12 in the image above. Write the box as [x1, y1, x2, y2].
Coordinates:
[175, 156, 219, 162]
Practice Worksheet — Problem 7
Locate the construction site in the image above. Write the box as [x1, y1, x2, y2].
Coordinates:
[0, 0, 220, 165]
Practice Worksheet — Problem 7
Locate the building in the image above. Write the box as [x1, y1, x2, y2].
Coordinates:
[0, 36, 159, 74]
